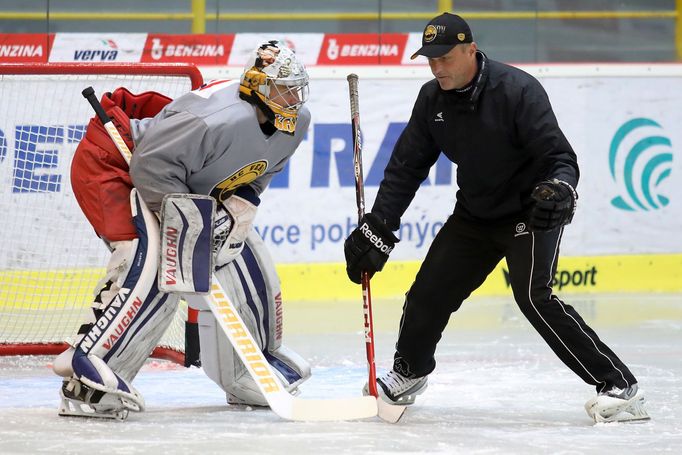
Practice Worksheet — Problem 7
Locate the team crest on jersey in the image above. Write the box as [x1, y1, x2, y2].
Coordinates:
[211, 160, 268, 202]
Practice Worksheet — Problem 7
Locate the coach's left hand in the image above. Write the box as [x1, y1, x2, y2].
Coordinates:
[343, 213, 399, 284]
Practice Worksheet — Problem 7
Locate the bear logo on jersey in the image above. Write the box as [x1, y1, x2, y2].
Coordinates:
[210, 160, 268, 202]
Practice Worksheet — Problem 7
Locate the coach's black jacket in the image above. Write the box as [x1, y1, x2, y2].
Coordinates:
[372, 51, 579, 231]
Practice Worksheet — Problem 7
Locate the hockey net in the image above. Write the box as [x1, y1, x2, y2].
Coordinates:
[0, 63, 204, 364]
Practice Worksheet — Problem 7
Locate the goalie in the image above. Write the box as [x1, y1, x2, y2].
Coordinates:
[53, 41, 312, 419]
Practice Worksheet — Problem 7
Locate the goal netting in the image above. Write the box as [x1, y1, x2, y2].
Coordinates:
[0, 63, 204, 364]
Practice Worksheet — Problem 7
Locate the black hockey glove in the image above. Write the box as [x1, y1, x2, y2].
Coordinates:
[529, 179, 578, 232]
[344, 213, 399, 284]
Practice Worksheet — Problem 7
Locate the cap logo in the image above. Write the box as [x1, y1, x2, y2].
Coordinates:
[424, 25, 437, 42]
[457, 32, 466, 42]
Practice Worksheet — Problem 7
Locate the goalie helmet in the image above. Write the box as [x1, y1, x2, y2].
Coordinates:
[239, 40, 309, 135]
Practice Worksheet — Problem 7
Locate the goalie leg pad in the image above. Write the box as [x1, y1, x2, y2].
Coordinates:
[189, 231, 310, 405]
[60, 190, 179, 415]
[54, 239, 140, 378]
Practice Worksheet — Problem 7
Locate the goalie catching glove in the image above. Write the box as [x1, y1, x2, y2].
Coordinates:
[344, 213, 399, 284]
[528, 179, 578, 232]
[214, 194, 258, 266]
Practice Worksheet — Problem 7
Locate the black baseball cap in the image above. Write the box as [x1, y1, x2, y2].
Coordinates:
[410, 13, 473, 60]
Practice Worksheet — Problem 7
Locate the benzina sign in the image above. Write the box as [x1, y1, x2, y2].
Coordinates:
[141, 34, 234, 65]
[0, 34, 52, 63]
[317, 33, 408, 65]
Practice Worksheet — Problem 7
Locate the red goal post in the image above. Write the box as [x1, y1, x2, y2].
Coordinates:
[0, 63, 204, 365]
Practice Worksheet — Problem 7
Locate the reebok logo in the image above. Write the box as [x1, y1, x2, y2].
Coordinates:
[435, 112, 444, 122]
[359, 222, 393, 254]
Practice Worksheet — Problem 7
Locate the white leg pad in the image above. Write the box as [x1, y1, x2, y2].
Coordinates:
[192, 230, 310, 406]
[56, 190, 180, 416]
[53, 240, 137, 378]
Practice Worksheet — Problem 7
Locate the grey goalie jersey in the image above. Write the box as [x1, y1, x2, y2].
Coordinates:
[129, 79, 310, 211]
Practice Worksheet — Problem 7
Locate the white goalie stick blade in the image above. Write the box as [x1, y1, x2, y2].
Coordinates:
[377, 400, 407, 423]
[283, 396, 378, 421]
[196, 278, 378, 422]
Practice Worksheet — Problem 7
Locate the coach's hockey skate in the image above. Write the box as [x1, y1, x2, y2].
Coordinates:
[585, 383, 650, 423]
[366, 369, 428, 406]
[58, 378, 141, 421]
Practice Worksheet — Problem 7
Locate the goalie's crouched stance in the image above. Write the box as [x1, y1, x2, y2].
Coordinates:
[55, 85, 310, 419]
[53, 195, 310, 419]
[186, 231, 311, 406]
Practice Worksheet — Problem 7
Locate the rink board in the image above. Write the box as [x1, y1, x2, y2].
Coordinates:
[1, 253, 681, 312]
[278, 253, 682, 301]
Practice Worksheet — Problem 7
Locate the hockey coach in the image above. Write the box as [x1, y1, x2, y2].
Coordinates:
[343, 13, 649, 423]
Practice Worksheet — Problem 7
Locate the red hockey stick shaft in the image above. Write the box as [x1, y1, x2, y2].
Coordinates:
[347, 73, 378, 397]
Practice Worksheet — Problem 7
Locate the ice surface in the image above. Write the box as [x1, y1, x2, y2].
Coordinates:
[1, 294, 680, 454]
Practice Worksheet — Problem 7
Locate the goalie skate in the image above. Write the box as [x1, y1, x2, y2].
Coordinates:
[585, 384, 650, 423]
[58, 378, 141, 421]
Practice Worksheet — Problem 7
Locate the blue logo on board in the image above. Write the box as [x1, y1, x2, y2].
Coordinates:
[609, 118, 673, 211]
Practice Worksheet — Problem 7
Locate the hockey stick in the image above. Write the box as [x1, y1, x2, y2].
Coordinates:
[346, 74, 378, 397]
[347, 75, 406, 423]
[82, 86, 377, 421]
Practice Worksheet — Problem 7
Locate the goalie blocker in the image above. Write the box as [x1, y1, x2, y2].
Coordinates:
[159, 193, 216, 294]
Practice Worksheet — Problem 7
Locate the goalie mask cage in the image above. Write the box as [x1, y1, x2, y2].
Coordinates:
[0, 63, 204, 365]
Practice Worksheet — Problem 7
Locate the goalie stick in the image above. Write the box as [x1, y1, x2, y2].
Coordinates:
[81, 86, 377, 421]
[347, 74, 406, 424]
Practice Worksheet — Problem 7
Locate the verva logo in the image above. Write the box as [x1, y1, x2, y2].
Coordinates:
[49, 33, 146, 62]
[0, 34, 53, 63]
[73, 39, 119, 61]
[141, 34, 234, 65]
[318, 33, 409, 65]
